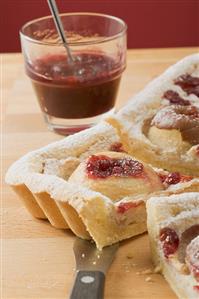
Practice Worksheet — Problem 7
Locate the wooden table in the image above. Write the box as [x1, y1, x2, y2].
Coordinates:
[2, 47, 198, 299]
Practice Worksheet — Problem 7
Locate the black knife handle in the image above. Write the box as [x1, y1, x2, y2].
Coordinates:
[69, 270, 105, 299]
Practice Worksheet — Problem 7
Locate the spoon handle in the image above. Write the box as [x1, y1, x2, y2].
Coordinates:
[47, 0, 74, 63]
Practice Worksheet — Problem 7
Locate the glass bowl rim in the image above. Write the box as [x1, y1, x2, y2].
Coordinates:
[20, 12, 127, 46]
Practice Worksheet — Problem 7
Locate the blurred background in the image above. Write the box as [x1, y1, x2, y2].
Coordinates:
[1, 0, 199, 53]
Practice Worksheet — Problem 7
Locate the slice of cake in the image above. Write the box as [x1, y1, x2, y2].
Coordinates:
[147, 192, 199, 298]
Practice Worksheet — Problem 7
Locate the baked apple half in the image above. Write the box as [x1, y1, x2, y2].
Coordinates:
[69, 151, 164, 200]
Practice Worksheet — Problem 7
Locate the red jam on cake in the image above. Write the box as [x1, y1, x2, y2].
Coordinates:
[159, 227, 180, 258]
[158, 172, 193, 186]
[163, 90, 190, 106]
[109, 142, 125, 152]
[68, 151, 164, 201]
[174, 74, 199, 97]
[86, 154, 144, 179]
[116, 201, 143, 214]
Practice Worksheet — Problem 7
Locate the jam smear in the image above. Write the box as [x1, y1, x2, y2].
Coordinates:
[86, 155, 144, 179]
[159, 227, 179, 258]
[163, 90, 190, 106]
[117, 201, 142, 214]
[109, 142, 125, 152]
[164, 172, 181, 185]
[175, 74, 199, 97]
[193, 286, 199, 292]
[158, 172, 193, 186]
[180, 175, 194, 183]
[158, 174, 168, 184]
[26, 52, 122, 119]
[184, 105, 199, 118]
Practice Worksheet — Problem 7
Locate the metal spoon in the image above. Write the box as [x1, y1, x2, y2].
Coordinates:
[47, 0, 74, 64]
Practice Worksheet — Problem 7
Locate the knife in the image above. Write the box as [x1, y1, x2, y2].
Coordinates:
[70, 238, 119, 299]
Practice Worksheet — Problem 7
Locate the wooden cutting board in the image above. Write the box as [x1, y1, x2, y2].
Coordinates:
[2, 48, 198, 299]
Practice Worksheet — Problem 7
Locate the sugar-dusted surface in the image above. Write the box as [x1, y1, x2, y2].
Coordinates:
[107, 52, 199, 176]
[147, 192, 199, 236]
[3, 48, 198, 298]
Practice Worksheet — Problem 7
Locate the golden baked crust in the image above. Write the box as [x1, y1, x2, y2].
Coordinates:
[107, 54, 199, 176]
[5, 122, 121, 229]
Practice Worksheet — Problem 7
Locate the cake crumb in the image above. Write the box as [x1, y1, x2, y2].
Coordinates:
[126, 253, 134, 259]
[145, 276, 153, 282]
[154, 265, 162, 273]
[141, 268, 153, 275]
[181, 264, 190, 275]
[125, 268, 130, 273]
[130, 262, 137, 267]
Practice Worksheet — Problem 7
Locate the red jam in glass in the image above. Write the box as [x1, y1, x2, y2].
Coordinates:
[26, 52, 122, 119]
[159, 227, 179, 258]
[86, 155, 144, 179]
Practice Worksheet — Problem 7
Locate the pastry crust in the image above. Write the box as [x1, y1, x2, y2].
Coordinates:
[5, 122, 121, 228]
[5, 132, 199, 249]
[6, 122, 152, 248]
[107, 54, 199, 176]
[146, 192, 199, 299]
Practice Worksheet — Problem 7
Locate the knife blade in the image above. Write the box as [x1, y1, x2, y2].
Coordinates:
[69, 238, 119, 299]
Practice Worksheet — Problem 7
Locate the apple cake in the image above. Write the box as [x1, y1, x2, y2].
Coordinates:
[5, 126, 199, 249]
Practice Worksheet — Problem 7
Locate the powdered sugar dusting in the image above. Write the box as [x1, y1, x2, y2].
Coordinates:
[107, 54, 199, 174]
[147, 192, 199, 237]
[151, 106, 179, 128]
